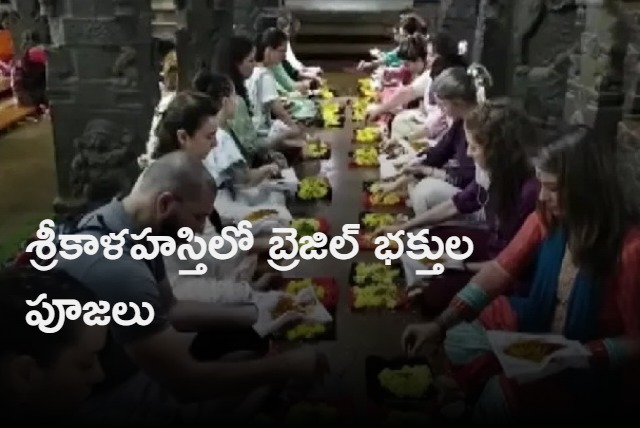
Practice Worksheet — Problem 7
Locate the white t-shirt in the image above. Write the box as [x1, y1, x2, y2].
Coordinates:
[245, 66, 279, 135]
[203, 128, 245, 185]
[409, 70, 432, 106]
[286, 41, 304, 71]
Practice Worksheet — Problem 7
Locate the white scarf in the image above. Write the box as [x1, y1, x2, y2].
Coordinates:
[475, 163, 491, 190]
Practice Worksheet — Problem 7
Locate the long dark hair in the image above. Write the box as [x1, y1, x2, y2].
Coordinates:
[153, 91, 218, 160]
[212, 34, 254, 115]
[428, 32, 468, 79]
[464, 99, 539, 225]
[536, 125, 629, 281]
[192, 71, 234, 111]
[255, 28, 288, 62]
[397, 34, 428, 62]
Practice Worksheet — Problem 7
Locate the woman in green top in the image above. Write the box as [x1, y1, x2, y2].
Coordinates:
[212, 34, 299, 167]
[358, 13, 427, 72]
[262, 29, 318, 123]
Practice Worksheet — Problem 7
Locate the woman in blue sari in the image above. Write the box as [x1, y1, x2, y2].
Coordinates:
[402, 125, 640, 423]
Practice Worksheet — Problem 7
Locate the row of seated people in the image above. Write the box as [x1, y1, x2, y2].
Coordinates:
[1, 10, 639, 426]
[350, 11, 640, 423]
[1, 19, 332, 425]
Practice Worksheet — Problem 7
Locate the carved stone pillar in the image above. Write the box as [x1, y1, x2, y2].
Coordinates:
[564, 0, 628, 143]
[175, 0, 234, 90]
[42, 0, 159, 214]
[472, 0, 516, 97]
[233, 0, 259, 35]
[509, 0, 582, 129]
[616, 1, 640, 215]
[439, 0, 480, 54]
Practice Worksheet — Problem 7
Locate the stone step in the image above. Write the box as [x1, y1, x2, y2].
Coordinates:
[295, 42, 393, 55]
[283, 0, 412, 13]
[298, 23, 392, 36]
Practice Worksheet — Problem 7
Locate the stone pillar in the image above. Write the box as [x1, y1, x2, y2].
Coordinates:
[472, 0, 516, 97]
[564, 0, 628, 143]
[233, 0, 259, 35]
[438, 0, 479, 53]
[509, 0, 582, 129]
[616, 1, 640, 215]
[41, 0, 159, 214]
[174, 0, 234, 90]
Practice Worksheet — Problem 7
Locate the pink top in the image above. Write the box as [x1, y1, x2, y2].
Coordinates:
[26, 46, 46, 64]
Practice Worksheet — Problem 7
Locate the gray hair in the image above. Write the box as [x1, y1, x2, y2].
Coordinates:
[133, 151, 216, 201]
[431, 63, 493, 103]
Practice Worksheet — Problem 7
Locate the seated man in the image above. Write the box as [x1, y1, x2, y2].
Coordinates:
[56, 152, 327, 425]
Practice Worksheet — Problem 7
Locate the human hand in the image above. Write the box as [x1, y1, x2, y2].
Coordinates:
[295, 81, 310, 95]
[372, 224, 403, 238]
[401, 322, 445, 358]
[252, 291, 304, 337]
[260, 163, 280, 178]
[365, 105, 381, 123]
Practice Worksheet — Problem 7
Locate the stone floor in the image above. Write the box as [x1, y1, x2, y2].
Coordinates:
[278, 95, 425, 418]
[0, 118, 55, 259]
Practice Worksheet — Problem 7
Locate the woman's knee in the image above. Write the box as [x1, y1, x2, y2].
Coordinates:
[411, 178, 458, 212]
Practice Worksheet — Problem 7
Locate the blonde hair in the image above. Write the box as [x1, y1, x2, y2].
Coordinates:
[431, 63, 493, 104]
[162, 50, 178, 91]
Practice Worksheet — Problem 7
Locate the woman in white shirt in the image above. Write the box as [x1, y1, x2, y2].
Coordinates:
[196, 72, 292, 225]
[246, 28, 303, 145]
[276, 11, 322, 78]
[141, 89, 282, 303]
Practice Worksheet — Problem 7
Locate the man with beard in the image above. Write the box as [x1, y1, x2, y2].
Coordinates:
[56, 151, 327, 424]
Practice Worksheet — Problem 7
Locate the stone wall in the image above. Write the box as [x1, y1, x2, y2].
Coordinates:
[438, 0, 479, 56]
[41, 0, 159, 214]
[564, 0, 627, 142]
[616, 0, 640, 215]
[175, 0, 234, 90]
[508, 0, 582, 129]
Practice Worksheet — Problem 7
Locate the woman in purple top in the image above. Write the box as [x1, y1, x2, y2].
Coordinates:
[380, 65, 492, 215]
[375, 100, 541, 315]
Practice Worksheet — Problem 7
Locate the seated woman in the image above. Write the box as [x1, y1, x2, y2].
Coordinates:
[253, 28, 318, 127]
[378, 33, 468, 141]
[212, 34, 294, 168]
[368, 32, 466, 142]
[0, 267, 106, 424]
[375, 99, 540, 314]
[276, 11, 322, 80]
[142, 90, 280, 287]
[379, 65, 492, 215]
[196, 72, 290, 222]
[246, 28, 306, 147]
[358, 13, 428, 72]
[402, 125, 640, 423]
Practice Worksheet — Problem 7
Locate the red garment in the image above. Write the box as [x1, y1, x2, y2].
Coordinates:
[26, 46, 46, 65]
[451, 212, 640, 418]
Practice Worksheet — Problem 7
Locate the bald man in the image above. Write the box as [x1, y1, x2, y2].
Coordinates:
[56, 152, 327, 424]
